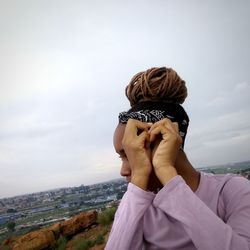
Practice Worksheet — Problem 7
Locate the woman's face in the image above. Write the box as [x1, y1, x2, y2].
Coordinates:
[113, 123, 162, 191]
[113, 124, 131, 182]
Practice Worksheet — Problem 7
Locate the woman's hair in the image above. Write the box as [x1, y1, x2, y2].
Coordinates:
[125, 67, 187, 107]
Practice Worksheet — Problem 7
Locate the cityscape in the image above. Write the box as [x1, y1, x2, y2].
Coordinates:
[0, 178, 127, 243]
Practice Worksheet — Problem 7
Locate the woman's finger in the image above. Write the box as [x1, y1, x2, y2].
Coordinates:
[149, 118, 176, 133]
[172, 122, 179, 133]
[149, 126, 173, 142]
[126, 119, 151, 136]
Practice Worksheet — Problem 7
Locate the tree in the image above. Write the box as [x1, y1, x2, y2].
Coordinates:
[7, 221, 16, 232]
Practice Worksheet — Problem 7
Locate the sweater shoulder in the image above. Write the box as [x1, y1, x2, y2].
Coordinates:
[196, 172, 237, 196]
[219, 174, 250, 201]
[196, 172, 246, 208]
[199, 172, 250, 196]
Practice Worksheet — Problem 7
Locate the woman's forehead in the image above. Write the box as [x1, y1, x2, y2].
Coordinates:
[113, 123, 126, 151]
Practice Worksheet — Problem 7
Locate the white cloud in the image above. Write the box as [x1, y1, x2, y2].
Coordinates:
[206, 81, 250, 110]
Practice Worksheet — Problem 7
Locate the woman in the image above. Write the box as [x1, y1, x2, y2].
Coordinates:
[105, 67, 250, 250]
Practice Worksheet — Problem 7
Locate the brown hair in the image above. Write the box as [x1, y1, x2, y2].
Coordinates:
[125, 67, 187, 107]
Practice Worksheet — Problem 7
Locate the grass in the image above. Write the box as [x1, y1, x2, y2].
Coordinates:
[73, 238, 94, 250]
[53, 236, 67, 250]
[73, 233, 105, 250]
[95, 234, 104, 245]
[97, 207, 117, 226]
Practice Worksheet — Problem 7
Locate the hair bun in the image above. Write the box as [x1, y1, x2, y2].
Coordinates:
[125, 67, 187, 107]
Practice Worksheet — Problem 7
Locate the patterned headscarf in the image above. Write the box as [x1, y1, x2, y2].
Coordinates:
[118, 101, 189, 148]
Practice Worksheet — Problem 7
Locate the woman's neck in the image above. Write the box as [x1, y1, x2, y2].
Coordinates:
[175, 150, 200, 192]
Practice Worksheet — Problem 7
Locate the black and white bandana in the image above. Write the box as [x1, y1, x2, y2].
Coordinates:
[119, 110, 174, 123]
[118, 102, 189, 148]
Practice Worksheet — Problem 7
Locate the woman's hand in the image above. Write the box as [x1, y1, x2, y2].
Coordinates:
[149, 118, 182, 185]
[122, 119, 152, 190]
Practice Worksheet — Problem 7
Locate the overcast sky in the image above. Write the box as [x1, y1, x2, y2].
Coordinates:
[0, 0, 249, 198]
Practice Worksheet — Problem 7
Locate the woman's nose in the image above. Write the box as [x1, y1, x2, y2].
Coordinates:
[120, 161, 131, 177]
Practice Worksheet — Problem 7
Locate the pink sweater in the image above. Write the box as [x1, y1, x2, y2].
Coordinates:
[105, 172, 250, 250]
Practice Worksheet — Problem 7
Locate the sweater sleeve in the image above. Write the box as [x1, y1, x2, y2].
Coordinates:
[105, 183, 155, 250]
[153, 175, 250, 250]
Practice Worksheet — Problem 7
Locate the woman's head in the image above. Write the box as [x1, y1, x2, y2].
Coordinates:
[119, 67, 189, 148]
[114, 66, 190, 187]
